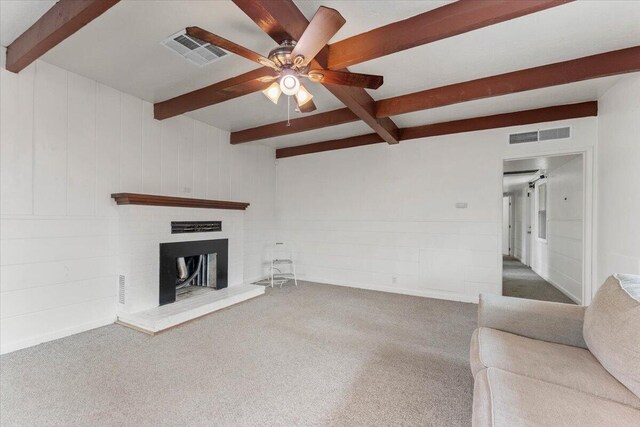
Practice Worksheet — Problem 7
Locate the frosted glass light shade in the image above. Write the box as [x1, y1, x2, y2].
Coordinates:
[294, 84, 313, 106]
[262, 82, 282, 104]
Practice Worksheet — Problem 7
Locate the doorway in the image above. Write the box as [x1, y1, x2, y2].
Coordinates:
[501, 154, 585, 304]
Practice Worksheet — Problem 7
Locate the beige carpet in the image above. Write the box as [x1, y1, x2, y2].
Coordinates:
[1, 282, 477, 426]
[502, 256, 576, 304]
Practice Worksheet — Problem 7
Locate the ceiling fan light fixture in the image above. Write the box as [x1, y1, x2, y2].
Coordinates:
[295, 84, 313, 106]
[262, 82, 282, 104]
[279, 69, 300, 96]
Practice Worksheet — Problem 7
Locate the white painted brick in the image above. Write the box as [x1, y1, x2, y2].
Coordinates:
[1, 276, 115, 319]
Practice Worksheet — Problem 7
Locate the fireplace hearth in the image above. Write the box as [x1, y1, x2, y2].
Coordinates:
[159, 239, 228, 306]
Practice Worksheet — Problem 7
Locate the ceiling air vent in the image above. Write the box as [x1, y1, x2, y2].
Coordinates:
[539, 126, 571, 141]
[162, 30, 228, 66]
[509, 131, 539, 144]
[508, 126, 571, 145]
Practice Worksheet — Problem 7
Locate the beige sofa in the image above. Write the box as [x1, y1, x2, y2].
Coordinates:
[470, 274, 640, 426]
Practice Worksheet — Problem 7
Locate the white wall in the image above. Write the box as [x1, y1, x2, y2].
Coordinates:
[0, 60, 276, 353]
[276, 117, 597, 303]
[528, 157, 583, 302]
[597, 74, 640, 284]
[511, 187, 529, 263]
[502, 196, 510, 256]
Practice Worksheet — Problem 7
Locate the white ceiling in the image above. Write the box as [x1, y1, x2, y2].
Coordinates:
[504, 154, 580, 175]
[352, 1, 640, 101]
[503, 173, 539, 194]
[0, 1, 56, 47]
[2, 0, 640, 149]
[503, 153, 581, 193]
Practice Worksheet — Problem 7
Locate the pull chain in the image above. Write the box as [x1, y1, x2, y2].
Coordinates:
[287, 96, 291, 126]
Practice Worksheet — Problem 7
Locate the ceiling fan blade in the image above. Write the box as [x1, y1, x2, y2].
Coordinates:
[290, 7, 345, 68]
[307, 69, 383, 90]
[186, 26, 279, 70]
[296, 98, 317, 113]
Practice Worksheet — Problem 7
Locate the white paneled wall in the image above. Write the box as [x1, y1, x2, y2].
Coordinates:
[276, 117, 598, 302]
[512, 188, 529, 263]
[546, 157, 583, 301]
[1, 60, 276, 354]
[597, 74, 640, 285]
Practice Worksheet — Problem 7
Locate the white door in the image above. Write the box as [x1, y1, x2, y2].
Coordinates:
[524, 190, 532, 266]
[502, 196, 510, 256]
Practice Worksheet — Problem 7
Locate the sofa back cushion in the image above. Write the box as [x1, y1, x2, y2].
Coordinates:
[584, 274, 640, 398]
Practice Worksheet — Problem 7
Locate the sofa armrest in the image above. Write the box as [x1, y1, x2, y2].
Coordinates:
[478, 294, 587, 348]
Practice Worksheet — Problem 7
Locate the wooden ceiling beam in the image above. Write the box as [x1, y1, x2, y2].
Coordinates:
[327, 0, 572, 69]
[275, 101, 597, 158]
[377, 46, 640, 118]
[234, 46, 640, 142]
[233, 0, 400, 144]
[5, 0, 120, 73]
[231, 108, 357, 144]
[154, 67, 277, 120]
[276, 133, 385, 159]
[398, 101, 597, 140]
[154, 0, 571, 122]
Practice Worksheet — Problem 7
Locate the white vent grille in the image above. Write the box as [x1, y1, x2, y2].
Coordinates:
[162, 30, 228, 67]
[509, 126, 571, 145]
[539, 126, 571, 141]
[509, 131, 539, 144]
[118, 275, 125, 304]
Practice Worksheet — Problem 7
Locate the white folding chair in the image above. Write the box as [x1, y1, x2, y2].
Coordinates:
[269, 242, 298, 288]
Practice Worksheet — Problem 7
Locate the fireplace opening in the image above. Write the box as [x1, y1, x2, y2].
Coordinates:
[175, 253, 217, 297]
[159, 239, 228, 306]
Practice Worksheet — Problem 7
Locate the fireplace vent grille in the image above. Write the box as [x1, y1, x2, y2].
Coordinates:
[171, 221, 222, 234]
[118, 275, 125, 304]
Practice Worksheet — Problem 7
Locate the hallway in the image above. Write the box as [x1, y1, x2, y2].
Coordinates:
[502, 256, 576, 304]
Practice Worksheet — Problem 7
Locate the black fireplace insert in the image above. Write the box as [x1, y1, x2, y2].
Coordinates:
[159, 239, 228, 305]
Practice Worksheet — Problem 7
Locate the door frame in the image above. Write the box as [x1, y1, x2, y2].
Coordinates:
[500, 147, 594, 305]
[502, 195, 512, 256]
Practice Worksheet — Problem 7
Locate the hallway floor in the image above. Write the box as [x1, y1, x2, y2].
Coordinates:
[502, 256, 576, 304]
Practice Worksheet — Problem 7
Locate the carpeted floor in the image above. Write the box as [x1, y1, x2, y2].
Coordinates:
[502, 256, 576, 304]
[1, 282, 477, 427]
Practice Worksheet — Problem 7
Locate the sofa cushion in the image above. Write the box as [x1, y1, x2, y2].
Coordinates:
[470, 327, 640, 409]
[584, 274, 640, 398]
[473, 368, 640, 427]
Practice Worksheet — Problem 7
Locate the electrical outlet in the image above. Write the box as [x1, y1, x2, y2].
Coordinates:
[392, 276, 397, 284]
[183, 187, 192, 194]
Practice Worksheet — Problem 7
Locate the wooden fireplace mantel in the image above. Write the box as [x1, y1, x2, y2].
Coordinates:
[110, 193, 250, 210]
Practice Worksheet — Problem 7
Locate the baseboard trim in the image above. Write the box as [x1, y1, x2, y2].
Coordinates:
[0, 315, 116, 355]
[300, 276, 479, 304]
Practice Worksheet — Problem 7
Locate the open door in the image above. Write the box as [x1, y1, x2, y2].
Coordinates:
[523, 189, 532, 267]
